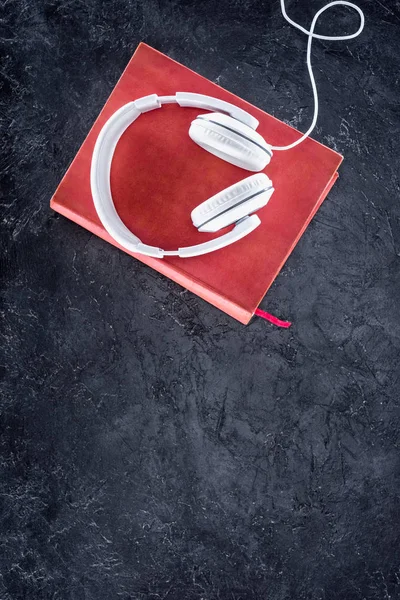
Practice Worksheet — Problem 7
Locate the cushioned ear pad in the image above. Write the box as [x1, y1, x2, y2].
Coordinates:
[191, 174, 274, 233]
[189, 112, 272, 172]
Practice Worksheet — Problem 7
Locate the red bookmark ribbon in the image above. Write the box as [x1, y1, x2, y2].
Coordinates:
[255, 308, 292, 328]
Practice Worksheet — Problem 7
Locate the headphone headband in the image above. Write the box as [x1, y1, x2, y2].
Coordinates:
[126, 92, 259, 129]
[175, 93, 259, 129]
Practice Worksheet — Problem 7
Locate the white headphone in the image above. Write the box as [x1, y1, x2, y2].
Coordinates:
[90, 1, 364, 260]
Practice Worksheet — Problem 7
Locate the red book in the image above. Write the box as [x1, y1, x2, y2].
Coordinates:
[51, 43, 342, 325]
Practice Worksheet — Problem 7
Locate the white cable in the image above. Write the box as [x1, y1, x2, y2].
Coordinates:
[271, 0, 365, 151]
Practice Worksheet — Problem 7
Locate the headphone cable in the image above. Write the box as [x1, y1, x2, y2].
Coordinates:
[270, 0, 365, 151]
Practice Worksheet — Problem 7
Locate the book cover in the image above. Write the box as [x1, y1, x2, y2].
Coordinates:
[50, 42, 342, 325]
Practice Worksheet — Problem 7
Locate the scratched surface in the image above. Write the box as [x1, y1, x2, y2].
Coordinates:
[1, 1, 400, 599]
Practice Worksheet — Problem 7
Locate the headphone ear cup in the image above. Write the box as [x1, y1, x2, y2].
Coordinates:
[191, 174, 274, 233]
[189, 112, 272, 172]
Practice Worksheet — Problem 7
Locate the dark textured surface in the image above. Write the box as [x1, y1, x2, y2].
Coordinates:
[1, 1, 400, 598]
